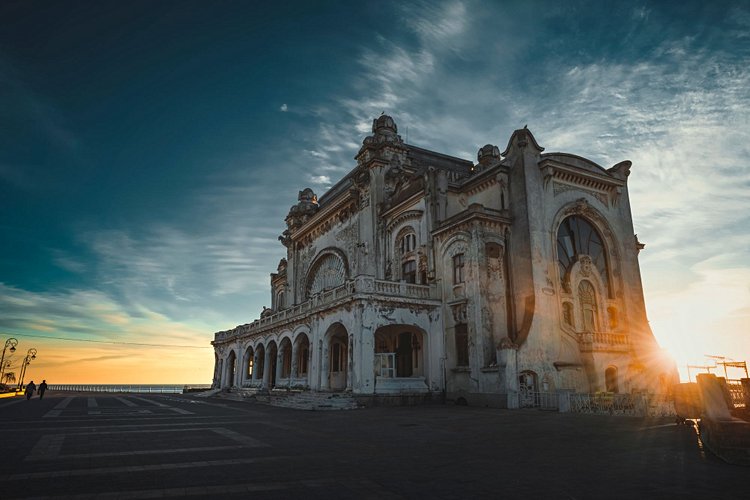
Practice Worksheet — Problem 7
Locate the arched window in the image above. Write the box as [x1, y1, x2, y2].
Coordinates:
[400, 233, 417, 254]
[579, 280, 598, 331]
[605, 366, 619, 393]
[557, 216, 610, 296]
[453, 253, 465, 284]
[307, 252, 347, 297]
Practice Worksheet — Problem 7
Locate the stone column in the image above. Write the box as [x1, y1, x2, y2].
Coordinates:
[346, 334, 353, 392]
[262, 348, 271, 390]
[234, 349, 242, 387]
[290, 342, 299, 386]
[498, 338, 519, 409]
[251, 350, 260, 385]
[275, 349, 284, 388]
[212, 356, 219, 388]
[320, 339, 330, 390]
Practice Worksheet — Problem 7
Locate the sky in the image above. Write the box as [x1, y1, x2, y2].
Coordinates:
[1, 1, 748, 384]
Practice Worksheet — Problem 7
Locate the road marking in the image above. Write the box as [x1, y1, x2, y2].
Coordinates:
[2, 456, 289, 480]
[115, 397, 138, 407]
[55, 397, 74, 409]
[0, 397, 26, 408]
[127, 395, 194, 414]
[87, 397, 100, 415]
[46, 444, 250, 460]
[21, 481, 291, 499]
[128, 395, 168, 407]
[43, 396, 74, 418]
[25, 435, 65, 461]
[210, 427, 268, 447]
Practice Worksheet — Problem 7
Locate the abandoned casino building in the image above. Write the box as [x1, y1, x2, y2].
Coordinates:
[211, 114, 674, 407]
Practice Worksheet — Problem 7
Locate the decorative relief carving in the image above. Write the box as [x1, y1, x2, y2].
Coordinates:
[451, 302, 468, 323]
[579, 255, 593, 277]
[554, 181, 609, 206]
[335, 223, 358, 245]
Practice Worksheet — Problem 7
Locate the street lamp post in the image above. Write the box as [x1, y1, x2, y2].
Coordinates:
[0, 338, 18, 381]
[17, 348, 37, 390]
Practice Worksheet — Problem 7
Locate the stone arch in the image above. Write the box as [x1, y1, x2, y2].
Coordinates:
[552, 199, 621, 299]
[266, 340, 278, 389]
[605, 366, 619, 393]
[241, 344, 255, 386]
[254, 343, 266, 384]
[225, 350, 237, 388]
[321, 322, 349, 392]
[279, 337, 293, 380]
[374, 324, 428, 379]
[305, 248, 349, 298]
[293, 331, 311, 384]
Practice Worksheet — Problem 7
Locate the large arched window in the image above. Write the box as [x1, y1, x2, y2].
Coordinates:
[306, 252, 347, 297]
[557, 216, 610, 296]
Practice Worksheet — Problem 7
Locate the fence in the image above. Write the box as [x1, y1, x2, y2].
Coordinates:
[48, 385, 211, 394]
[520, 390, 560, 410]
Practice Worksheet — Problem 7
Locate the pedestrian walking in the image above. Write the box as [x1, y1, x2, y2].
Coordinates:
[25, 380, 36, 400]
[38, 380, 48, 399]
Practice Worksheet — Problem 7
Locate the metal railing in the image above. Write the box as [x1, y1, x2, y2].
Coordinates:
[48, 385, 211, 394]
[520, 390, 559, 410]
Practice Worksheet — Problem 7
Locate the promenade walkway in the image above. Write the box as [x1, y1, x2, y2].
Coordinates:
[0, 392, 745, 499]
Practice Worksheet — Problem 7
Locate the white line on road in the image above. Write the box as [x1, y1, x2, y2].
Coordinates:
[210, 427, 269, 447]
[20, 481, 292, 499]
[25, 435, 65, 461]
[115, 397, 138, 407]
[3, 456, 289, 480]
[43, 396, 74, 418]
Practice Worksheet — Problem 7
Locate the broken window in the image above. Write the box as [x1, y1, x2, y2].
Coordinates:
[402, 260, 417, 283]
[453, 253, 465, 284]
[455, 323, 469, 366]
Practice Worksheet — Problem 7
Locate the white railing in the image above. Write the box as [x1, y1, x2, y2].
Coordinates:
[215, 276, 438, 341]
[374, 353, 396, 378]
[47, 385, 210, 394]
[577, 331, 629, 351]
[568, 392, 646, 415]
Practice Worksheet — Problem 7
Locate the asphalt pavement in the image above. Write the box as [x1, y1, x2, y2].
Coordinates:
[0, 392, 745, 499]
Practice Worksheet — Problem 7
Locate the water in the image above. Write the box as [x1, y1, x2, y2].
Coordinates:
[47, 384, 211, 394]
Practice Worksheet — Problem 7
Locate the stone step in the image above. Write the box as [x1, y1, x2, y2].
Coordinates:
[268, 391, 360, 411]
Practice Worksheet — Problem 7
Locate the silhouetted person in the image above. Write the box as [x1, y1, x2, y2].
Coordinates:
[25, 381, 36, 400]
[38, 380, 48, 399]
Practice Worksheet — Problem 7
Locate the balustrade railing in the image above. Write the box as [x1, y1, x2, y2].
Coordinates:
[215, 277, 438, 341]
[576, 331, 629, 350]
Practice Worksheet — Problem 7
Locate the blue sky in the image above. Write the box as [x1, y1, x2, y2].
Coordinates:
[1, 1, 748, 383]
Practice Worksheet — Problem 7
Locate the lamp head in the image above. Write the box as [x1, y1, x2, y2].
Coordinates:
[9, 345, 15, 353]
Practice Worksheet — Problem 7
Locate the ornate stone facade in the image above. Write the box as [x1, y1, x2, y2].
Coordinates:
[211, 115, 675, 407]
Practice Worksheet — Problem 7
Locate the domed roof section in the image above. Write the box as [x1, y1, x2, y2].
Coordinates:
[477, 144, 501, 166]
[373, 114, 398, 134]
